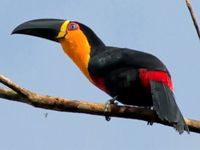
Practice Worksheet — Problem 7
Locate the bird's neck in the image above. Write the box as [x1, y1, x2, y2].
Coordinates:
[59, 30, 94, 83]
[78, 22, 105, 48]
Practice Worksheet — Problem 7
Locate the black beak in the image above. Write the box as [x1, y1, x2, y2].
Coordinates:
[12, 19, 68, 42]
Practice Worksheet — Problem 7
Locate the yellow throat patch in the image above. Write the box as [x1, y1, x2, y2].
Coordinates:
[59, 29, 94, 84]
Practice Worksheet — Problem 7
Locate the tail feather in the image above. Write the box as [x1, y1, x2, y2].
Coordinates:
[150, 80, 189, 134]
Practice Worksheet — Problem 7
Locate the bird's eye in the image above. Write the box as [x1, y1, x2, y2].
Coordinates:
[68, 24, 78, 30]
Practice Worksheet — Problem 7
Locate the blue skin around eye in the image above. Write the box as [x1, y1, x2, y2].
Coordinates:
[70, 24, 77, 30]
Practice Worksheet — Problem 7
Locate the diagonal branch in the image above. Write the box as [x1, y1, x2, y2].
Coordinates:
[0, 74, 200, 134]
[0, 75, 34, 98]
[186, 0, 200, 40]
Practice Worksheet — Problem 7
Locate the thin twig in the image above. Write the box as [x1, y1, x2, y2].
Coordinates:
[186, 0, 200, 40]
[0, 75, 200, 134]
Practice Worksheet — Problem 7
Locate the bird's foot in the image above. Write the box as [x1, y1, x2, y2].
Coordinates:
[147, 120, 154, 125]
[104, 96, 118, 121]
[145, 106, 154, 125]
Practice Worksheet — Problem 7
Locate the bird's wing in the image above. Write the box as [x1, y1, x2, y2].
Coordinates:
[88, 47, 169, 77]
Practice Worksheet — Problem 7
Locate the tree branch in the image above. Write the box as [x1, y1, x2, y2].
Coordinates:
[186, 0, 200, 40]
[0, 74, 200, 134]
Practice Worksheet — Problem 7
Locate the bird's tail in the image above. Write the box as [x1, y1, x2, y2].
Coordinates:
[150, 80, 189, 134]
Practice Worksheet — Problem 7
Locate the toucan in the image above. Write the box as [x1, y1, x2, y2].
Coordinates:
[12, 19, 189, 134]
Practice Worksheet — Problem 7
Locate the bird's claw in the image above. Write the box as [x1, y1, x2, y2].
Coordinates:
[104, 96, 118, 121]
[104, 99, 116, 113]
[145, 107, 154, 125]
[105, 115, 111, 121]
[147, 120, 154, 125]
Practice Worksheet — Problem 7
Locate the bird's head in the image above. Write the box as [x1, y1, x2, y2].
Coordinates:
[12, 19, 104, 82]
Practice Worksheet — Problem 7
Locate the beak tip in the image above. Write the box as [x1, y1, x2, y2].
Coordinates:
[11, 28, 17, 35]
[11, 30, 16, 35]
[11, 24, 25, 35]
